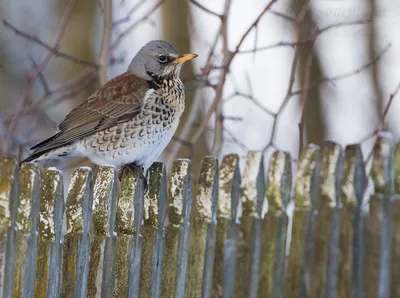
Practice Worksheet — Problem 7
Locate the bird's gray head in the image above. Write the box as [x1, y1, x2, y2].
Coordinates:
[128, 40, 198, 82]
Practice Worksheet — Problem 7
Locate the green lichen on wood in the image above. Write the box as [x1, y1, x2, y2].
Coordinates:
[168, 159, 191, 226]
[241, 151, 264, 218]
[266, 151, 292, 214]
[91, 166, 115, 237]
[39, 169, 62, 241]
[113, 235, 131, 297]
[395, 143, 400, 194]
[342, 144, 364, 207]
[115, 170, 137, 235]
[143, 162, 165, 227]
[16, 163, 40, 231]
[319, 141, 343, 208]
[194, 157, 218, 222]
[218, 154, 239, 218]
[371, 133, 394, 195]
[65, 167, 92, 234]
[294, 144, 320, 209]
[0, 156, 18, 230]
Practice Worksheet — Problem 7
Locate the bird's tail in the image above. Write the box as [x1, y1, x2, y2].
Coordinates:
[21, 144, 78, 165]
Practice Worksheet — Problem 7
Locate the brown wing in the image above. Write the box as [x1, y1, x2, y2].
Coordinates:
[30, 72, 149, 153]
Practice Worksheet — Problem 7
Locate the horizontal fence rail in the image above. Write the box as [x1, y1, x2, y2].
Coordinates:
[0, 133, 399, 298]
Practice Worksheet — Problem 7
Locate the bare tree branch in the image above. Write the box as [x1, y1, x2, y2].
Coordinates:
[4, 0, 78, 154]
[98, 0, 112, 85]
[2, 19, 98, 69]
[113, 0, 147, 26]
[111, 0, 168, 51]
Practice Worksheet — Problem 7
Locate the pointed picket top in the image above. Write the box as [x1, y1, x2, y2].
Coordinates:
[168, 159, 192, 226]
[371, 132, 394, 195]
[65, 167, 93, 234]
[319, 141, 344, 208]
[0, 156, 18, 230]
[16, 163, 40, 231]
[342, 144, 366, 206]
[241, 151, 265, 218]
[91, 166, 116, 236]
[218, 154, 240, 219]
[40, 168, 63, 242]
[266, 151, 292, 214]
[294, 144, 320, 209]
[144, 162, 166, 228]
[194, 157, 219, 223]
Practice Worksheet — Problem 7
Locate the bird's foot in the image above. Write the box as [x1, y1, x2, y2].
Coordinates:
[119, 164, 148, 193]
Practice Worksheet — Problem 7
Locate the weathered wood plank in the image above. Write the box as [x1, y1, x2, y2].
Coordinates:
[35, 168, 64, 298]
[0, 157, 18, 298]
[162, 159, 192, 298]
[139, 162, 168, 298]
[365, 133, 394, 298]
[113, 170, 137, 298]
[284, 144, 320, 298]
[236, 151, 265, 298]
[259, 151, 292, 298]
[338, 144, 366, 298]
[61, 167, 93, 298]
[13, 163, 41, 298]
[310, 142, 343, 298]
[87, 166, 117, 298]
[212, 154, 240, 298]
[127, 175, 144, 298]
[186, 157, 219, 298]
[391, 142, 400, 297]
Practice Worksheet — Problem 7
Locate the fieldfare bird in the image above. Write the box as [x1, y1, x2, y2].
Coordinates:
[22, 40, 197, 187]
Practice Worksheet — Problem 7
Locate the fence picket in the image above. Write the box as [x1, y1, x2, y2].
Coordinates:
[284, 144, 320, 298]
[114, 170, 137, 298]
[339, 144, 366, 298]
[212, 154, 240, 298]
[87, 166, 117, 298]
[186, 157, 219, 298]
[0, 157, 18, 298]
[236, 151, 265, 298]
[12, 164, 41, 298]
[35, 168, 64, 298]
[391, 142, 400, 297]
[3, 134, 400, 298]
[162, 159, 192, 298]
[310, 142, 344, 298]
[127, 174, 144, 298]
[61, 167, 93, 298]
[259, 151, 292, 298]
[139, 162, 168, 298]
[365, 133, 394, 298]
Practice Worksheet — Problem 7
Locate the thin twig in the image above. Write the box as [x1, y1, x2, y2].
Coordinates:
[111, 0, 168, 51]
[362, 79, 400, 166]
[292, 43, 391, 96]
[188, 0, 221, 18]
[113, 0, 147, 26]
[2, 19, 98, 69]
[5, 0, 77, 153]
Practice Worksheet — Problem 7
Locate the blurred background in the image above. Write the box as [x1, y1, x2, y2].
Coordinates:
[1, 0, 399, 185]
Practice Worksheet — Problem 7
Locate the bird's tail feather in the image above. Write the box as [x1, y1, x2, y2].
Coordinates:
[21, 144, 78, 165]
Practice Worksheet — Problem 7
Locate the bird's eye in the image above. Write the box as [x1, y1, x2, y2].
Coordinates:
[158, 55, 168, 63]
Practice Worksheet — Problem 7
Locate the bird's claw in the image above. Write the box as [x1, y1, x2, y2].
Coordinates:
[119, 164, 148, 193]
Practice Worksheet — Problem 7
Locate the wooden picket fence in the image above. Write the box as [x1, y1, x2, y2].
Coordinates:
[0, 132, 399, 298]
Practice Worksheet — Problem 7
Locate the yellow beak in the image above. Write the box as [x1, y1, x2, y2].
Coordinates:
[175, 53, 198, 63]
